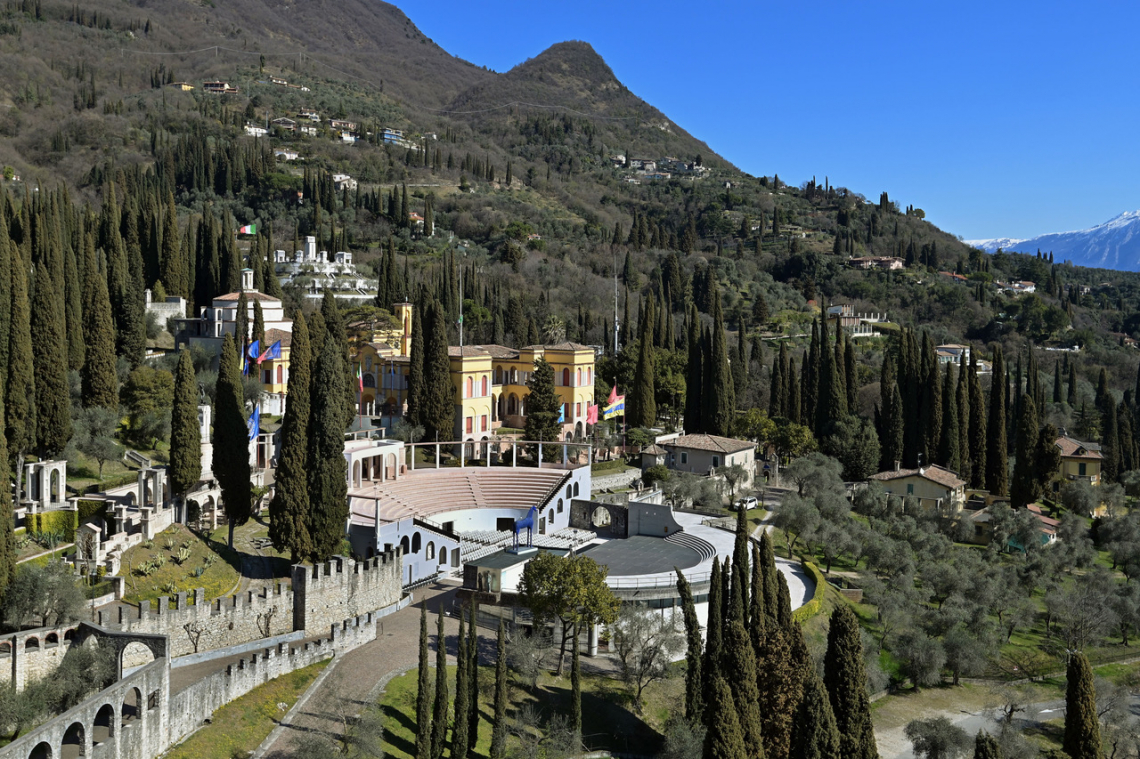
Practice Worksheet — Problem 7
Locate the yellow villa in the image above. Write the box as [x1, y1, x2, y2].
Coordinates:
[353, 304, 597, 444]
[1053, 433, 1102, 490]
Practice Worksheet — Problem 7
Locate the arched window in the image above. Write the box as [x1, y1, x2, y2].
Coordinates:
[25, 638, 39, 651]
[557, 498, 564, 514]
[400, 536, 410, 554]
[587, 368, 592, 385]
[364, 373, 376, 388]
[566, 485, 572, 499]
[412, 533, 422, 554]
[426, 542, 435, 560]
[573, 482, 580, 497]
[577, 369, 582, 386]
[495, 367, 503, 384]
[466, 377, 474, 398]
[562, 368, 571, 386]
[439, 547, 448, 565]
[481, 376, 488, 396]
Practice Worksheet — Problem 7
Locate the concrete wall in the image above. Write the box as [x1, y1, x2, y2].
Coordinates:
[292, 552, 402, 634]
[373, 520, 460, 586]
[627, 501, 682, 537]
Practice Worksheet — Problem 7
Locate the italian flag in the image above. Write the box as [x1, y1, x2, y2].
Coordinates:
[356, 363, 364, 392]
[238, 223, 257, 235]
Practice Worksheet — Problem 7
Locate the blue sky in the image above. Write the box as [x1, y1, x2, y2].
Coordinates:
[410, 0, 1140, 241]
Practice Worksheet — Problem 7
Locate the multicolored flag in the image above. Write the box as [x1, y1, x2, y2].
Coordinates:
[607, 384, 618, 406]
[258, 340, 282, 363]
[356, 363, 364, 392]
[602, 395, 625, 420]
[238, 223, 257, 235]
[247, 405, 260, 442]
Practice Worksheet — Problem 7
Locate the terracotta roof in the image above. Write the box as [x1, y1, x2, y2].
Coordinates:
[1055, 435, 1103, 459]
[264, 328, 292, 348]
[868, 464, 966, 489]
[642, 444, 667, 455]
[214, 290, 281, 303]
[523, 342, 594, 352]
[474, 344, 521, 359]
[448, 346, 492, 358]
[664, 434, 754, 455]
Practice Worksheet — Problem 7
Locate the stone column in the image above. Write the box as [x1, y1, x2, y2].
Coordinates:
[588, 623, 599, 656]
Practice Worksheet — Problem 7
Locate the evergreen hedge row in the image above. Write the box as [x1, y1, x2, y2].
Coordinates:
[791, 560, 827, 622]
[28, 509, 79, 542]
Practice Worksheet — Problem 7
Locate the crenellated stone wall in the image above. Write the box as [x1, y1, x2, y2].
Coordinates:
[292, 550, 402, 633]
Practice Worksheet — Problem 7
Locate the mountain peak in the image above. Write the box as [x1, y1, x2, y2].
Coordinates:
[506, 40, 621, 91]
[968, 211, 1140, 271]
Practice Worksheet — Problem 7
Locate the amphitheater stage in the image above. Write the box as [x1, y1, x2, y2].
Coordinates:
[577, 536, 702, 576]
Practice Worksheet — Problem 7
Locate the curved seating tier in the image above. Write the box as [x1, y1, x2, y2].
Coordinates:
[665, 531, 716, 561]
[349, 467, 570, 527]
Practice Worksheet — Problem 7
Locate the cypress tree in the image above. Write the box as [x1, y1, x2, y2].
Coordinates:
[0, 214, 11, 394]
[1068, 361, 1079, 407]
[939, 364, 960, 471]
[749, 542, 765, 653]
[788, 358, 801, 425]
[630, 306, 657, 427]
[1011, 393, 1040, 508]
[490, 621, 508, 759]
[759, 531, 779, 624]
[416, 605, 433, 759]
[790, 671, 841, 759]
[732, 507, 750, 618]
[431, 606, 449, 759]
[879, 353, 901, 471]
[805, 320, 820, 425]
[1053, 361, 1063, 405]
[307, 334, 350, 560]
[919, 333, 941, 466]
[31, 239, 71, 457]
[213, 334, 251, 549]
[467, 598, 479, 754]
[422, 300, 456, 442]
[707, 287, 735, 436]
[684, 306, 705, 431]
[235, 290, 249, 354]
[0, 392, 14, 603]
[845, 333, 857, 413]
[986, 346, 1008, 495]
[63, 242, 83, 371]
[525, 357, 561, 460]
[252, 300, 265, 348]
[571, 626, 582, 740]
[973, 731, 1002, 759]
[1103, 396, 1121, 483]
[823, 606, 878, 759]
[676, 569, 704, 721]
[770, 342, 787, 419]
[816, 315, 833, 434]
[1063, 652, 1101, 759]
[268, 312, 312, 561]
[969, 354, 987, 489]
[1096, 368, 1110, 416]
[452, 609, 470, 759]
[702, 558, 723, 722]
[958, 351, 971, 482]
[159, 192, 185, 297]
[703, 674, 749, 759]
[81, 239, 118, 409]
[724, 618, 766, 758]
[169, 350, 201, 520]
[408, 302, 425, 427]
[7, 239, 33, 481]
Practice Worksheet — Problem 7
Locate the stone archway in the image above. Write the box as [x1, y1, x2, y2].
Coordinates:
[29, 741, 52, 759]
[121, 687, 142, 728]
[92, 703, 115, 747]
[591, 507, 612, 528]
[61, 722, 85, 757]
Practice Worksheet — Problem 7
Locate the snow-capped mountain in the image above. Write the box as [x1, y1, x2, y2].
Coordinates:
[965, 211, 1140, 271]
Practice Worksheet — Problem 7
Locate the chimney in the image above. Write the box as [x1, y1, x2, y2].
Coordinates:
[894, 461, 901, 472]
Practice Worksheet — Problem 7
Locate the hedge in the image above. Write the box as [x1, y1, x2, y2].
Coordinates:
[77, 499, 108, 524]
[28, 509, 79, 542]
[791, 560, 827, 623]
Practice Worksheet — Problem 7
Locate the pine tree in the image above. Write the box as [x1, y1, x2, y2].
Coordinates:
[169, 350, 201, 519]
[269, 312, 312, 561]
[703, 674, 749, 759]
[986, 346, 1008, 496]
[80, 239, 118, 409]
[431, 606, 449, 759]
[416, 605, 434, 759]
[630, 305, 657, 427]
[823, 606, 878, 759]
[307, 333, 350, 560]
[525, 357, 561, 460]
[724, 618, 766, 758]
[213, 334, 251, 549]
[973, 731, 1002, 759]
[1063, 652, 1101, 759]
[676, 569, 703, 721]
[969, 354, 987, 489]
[31, 238, 71, 457]
[452, 609, 470, 759]
[790, 671, 841, 759]
[490, 621, 508, 759]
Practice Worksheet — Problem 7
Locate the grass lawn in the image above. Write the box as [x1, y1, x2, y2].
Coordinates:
[164, 659, 329, 759]
[381, 665, 681, 759]
[118, 524, 242, 605]
[590, 458, 632, 474]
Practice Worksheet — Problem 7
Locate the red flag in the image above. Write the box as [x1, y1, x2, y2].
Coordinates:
[586, 404, 599, 425]
[607, 385, 618, 406]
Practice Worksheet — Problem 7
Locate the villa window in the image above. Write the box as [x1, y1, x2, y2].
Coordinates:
[466, 377, 474, 398]
[1079, 463, 1087, 476]
[466, 417, 473, 434]
[680, 452, 688, 465]
[712, 455, 720, 467]
[481, 415, 488, 432]
[481, 376, 488, 396]
[907, 484, 915, 495]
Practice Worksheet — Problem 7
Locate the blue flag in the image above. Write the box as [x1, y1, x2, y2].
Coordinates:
[247, 340, 261, 360]
[247, 406, 260, 442]
[557, 404, 565, 423]
[258, 340, 282, 362]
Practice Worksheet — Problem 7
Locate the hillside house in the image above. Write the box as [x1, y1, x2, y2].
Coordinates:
[271, 117, 297, 132]
[381, 127, 404, 144]
[270, 76, 288, 86]
[300, 126, 318, 137]
[168, 82, 194, 91]
[868, 464, 967, 513]
[298, 109, 321, 122]
[203, 81, 238, 94]
[657, 433, 756, 489]
[274, 149, 299, 162]
[333, 174, 357, 191]
[244, 124, 268, 138]
[827, 304, 887, 338]
[1054, 433, 1102, 490]
[936, 344, 971, 365]
[629, 159, 657, 171]
[848, 256, 904, 271]
[330, 119, 357, 132]
[966, 504, 1059, 549]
